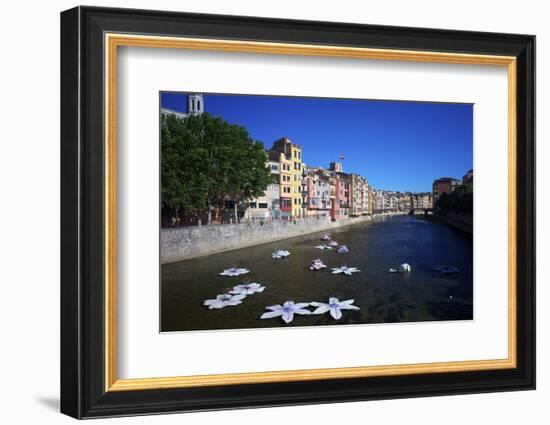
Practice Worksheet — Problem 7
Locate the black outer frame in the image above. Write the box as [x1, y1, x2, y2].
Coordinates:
[60, 5, 535, 419]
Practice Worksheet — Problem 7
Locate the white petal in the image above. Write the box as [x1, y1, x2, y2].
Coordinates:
[330, 307, 343, 320]
[329, 297, 339, 305]
[265, 305, 282, 311]
[232, 294, 246, 301]
[282, 311, 294, 323]
[203, 299, 215, 305]
[312, 304, 330, 315]
[294, 302, 310, 309]
[294, 308, 312, 316]
[226, 299, 243, 306]
[310, 302, 325, 307]
[283, 301, 295, 309]
[260, 311, 282, 319]
[209, 300, 226, 309]
[229, 289, 243, 295]
[338, 299, 354, 306]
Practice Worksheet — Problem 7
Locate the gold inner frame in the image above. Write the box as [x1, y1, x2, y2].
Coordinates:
[104, 33, 517, 392]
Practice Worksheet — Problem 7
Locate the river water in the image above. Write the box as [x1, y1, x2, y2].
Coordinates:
[161, 215, 473, 332]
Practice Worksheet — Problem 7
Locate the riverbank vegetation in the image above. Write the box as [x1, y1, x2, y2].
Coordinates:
[436, 184, 473, 213]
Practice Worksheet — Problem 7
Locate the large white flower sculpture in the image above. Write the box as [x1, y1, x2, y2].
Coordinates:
[272, 250, 290, 259]
[260, 301, 312, 324]
[328, 240, 339, 247]
[311, 297, 360, 320]
[219, 267, 250, 277]
[336, 245, 349, 254]
[203, 293, 246, 310]
[315, 244, 332, 250]
[320, 234, 331, 241]
[331, 266, 360, 275]
[230, 282, 265, 295]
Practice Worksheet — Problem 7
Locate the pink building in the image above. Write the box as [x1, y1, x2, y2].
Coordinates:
[330, 174, 341, 221]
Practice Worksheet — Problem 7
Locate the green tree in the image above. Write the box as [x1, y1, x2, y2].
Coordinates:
[436, 184, 473, 213]
[161, 113, 272, 224]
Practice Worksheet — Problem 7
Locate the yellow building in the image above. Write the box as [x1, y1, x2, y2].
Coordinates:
[271, 137, 303, 218]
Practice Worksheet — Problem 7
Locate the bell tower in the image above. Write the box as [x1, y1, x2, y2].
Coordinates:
[187, 94, 204, 116]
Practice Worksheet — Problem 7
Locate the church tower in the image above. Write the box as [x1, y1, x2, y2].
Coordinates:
[187, 94, 204, 116]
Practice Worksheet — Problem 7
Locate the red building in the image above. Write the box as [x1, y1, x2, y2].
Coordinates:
[432, 177, 461, 207]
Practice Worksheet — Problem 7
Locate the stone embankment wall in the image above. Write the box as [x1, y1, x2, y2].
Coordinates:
[161, 212, 402, 264]
[437, 210, 473, 235]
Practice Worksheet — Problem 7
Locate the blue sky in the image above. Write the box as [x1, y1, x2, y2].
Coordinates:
[161, 92, 472, 193]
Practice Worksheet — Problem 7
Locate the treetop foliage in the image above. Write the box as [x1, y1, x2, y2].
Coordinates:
[436, 183, 473, 213]
[161, 113, 273, 215]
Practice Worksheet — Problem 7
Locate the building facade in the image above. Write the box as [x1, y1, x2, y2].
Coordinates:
[432, 177, 461, 207]
[271, 137, 304, 218]
[463, 169, 474, 186]
[161, 93, 204, 119]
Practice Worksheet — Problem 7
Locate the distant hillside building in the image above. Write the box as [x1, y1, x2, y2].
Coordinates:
[463, 169, 474, 186]
[432, 177, 461, 207]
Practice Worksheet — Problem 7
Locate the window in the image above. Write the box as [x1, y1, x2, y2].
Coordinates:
[259, 203, 268, 209]
[271, 164, 279, 171]
[250, 202, 257, 208]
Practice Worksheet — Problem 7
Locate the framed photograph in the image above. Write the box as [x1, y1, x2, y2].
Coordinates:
[60, 6, 535, 419]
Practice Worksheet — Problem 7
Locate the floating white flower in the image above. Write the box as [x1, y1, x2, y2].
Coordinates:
[219, 267, 250, 277]
[331, 266, 360, 275]
[328, 240, 339, 247]
[230, 282, 265, 295]
[398, 263, 411, 273]
[272, 249, 290, 259]
[311, 297, 360, 320]
[260, 301, 312, 324]
[203, 293, 246, 309]
[320, 234, 331, 241]
[388, 268, 397, 273]
[310, 259, 327, 271]
[336, 245, 349, 254]
[315, 244, 332, 250]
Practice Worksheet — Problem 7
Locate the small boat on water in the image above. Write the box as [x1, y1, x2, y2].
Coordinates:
[398, 263, 411, 273]
[388, 263, 411, 273]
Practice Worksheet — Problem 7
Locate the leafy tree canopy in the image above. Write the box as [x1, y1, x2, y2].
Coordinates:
[436, 184, 473, 213]
[161, 113, 272, 218]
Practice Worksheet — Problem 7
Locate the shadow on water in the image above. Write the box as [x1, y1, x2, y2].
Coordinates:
[161, 215, 473, 332]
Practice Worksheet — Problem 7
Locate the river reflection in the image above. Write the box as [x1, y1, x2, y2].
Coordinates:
[161, 215, 473, 332]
